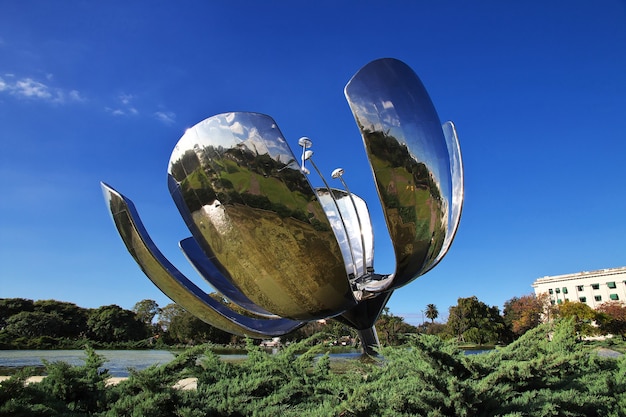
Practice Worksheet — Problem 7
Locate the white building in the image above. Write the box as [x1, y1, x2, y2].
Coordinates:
[532, 266, 626, 308]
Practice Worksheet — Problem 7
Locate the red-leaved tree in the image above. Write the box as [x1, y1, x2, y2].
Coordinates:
[596, 301, 626, 337]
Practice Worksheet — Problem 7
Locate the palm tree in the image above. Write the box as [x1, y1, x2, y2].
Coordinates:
[425, 303, 439, 323]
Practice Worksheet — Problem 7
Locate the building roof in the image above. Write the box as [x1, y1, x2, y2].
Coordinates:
[532, 266, 626, 288]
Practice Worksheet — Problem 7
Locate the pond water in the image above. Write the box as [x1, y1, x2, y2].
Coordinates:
[0, 350, 367, 377]
[0, 350, 176, 377]
[0, 349, 488, 377]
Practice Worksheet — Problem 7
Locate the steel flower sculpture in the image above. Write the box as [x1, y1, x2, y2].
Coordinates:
[102, 58, 463, 354]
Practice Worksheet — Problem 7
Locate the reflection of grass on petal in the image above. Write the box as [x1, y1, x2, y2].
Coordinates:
[370, 154, 436, 238]
[223, 170, 251, 192]
[185, 169, 209, 189]
[192, 204, 349, 319]
[219, 168, 312, 213]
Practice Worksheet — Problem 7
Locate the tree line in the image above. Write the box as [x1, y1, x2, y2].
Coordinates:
[0, 298, 234, 349]
[421, 293, 626, 345]
[1, 293, 625, 349]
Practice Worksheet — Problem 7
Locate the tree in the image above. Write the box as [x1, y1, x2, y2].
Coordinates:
[447, 296, 505, 345]
[503, 293, 548, 339]
[132, 299, 161, 326]
[375, 308, 417, 346]
[4, 311, 65, 338]
[34, 299, 88, 338]
[87, 305, 148, 343]
[157, 303, 186, 332]
[0, 298, 34, 328]
[425, 303, 439, 323]
[282, 320, 326, 343]
[596, 301, 626, 337]
[556, 301, 598, 338]
[168, 310, 232, 344]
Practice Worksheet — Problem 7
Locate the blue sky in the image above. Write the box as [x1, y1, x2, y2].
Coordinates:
[1, 1, 625, 325]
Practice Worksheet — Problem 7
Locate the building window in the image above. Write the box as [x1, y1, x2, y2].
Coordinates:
[610, 294, 619, 301]
[579, 296, 587, 302]
[595, 295, 602, 302]
[607, 282, 617, 289]
[550, 299, 555, 305]
[549, 289, 553, 294]
[592, 283, 600, 290]
[562, 287, 568, 294]
[555, 288, 561, 293]
[557, 299, 563, 304]
[577, 285, 584, 291]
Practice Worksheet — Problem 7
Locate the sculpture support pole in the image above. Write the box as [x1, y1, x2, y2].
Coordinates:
[357, 326, 380, 356]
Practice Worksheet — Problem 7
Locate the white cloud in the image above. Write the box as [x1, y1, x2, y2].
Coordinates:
[382, 100, 394, 109]
[68, 90, 82, 101]
[154, 111, 175, 125]
[0, 73, 83, 104]
[104, 93, 141, 117]
[106, 107, 126, 116]
[119, 93, 134, 105]
[15, 78, 52, 99]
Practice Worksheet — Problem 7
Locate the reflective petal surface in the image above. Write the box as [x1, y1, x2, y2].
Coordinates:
[167, 112, 356, 320]
[179, 237, 278, 318]
[345, 58, 458, 290]
[315, 188, 375, 292]
[422, 121, 464, 274]
[101, 182, 303, 337]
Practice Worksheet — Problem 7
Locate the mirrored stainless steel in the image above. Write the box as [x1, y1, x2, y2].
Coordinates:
[167, 112, 356, 320]
[331, 168, 372, 279]
[315, 188, 375, 296]
[345, 58, 462, 291]
[101, 182, 303, 337]
[179, 237, 279, 318]
[421, 121, 464, 274]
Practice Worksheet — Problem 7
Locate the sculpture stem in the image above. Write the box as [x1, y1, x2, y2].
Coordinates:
[357, 326, 380, 356]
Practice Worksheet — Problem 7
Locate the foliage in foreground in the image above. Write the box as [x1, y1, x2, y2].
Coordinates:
[1, 320, 625, 417]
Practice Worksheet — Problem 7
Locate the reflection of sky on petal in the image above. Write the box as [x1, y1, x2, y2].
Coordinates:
[197, 115, 239, 148]
[317, 192, 356, 278]
[201, 201, 231, 235]
[169, 112, 297, 169]
[316, 188, 375, 281]
[335, 194, 366, 277]
[353, 196, 374, 269]
[422, 121, 463, 273]
[229, 113, 295, 165]
[443, 121, 463, 241]
[346, 59, 452, 208]
[169, 125, 202, 168]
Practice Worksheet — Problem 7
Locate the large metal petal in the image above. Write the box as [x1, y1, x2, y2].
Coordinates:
[167, 112, 356, 320]
[179, 237, 278, 318]
[101, 182, 303, 337]
[421, 121, 464, 274]
[345, 58, 455, 291]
